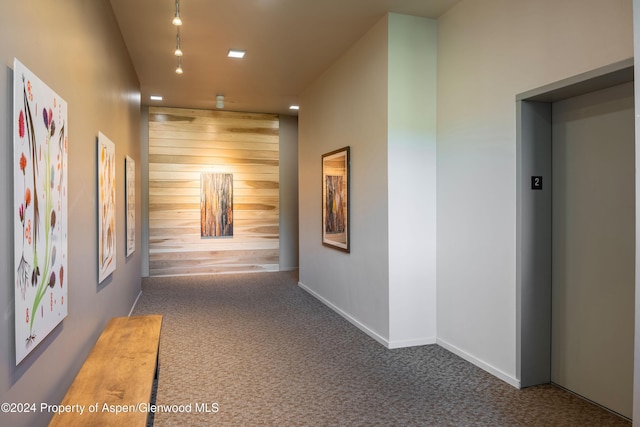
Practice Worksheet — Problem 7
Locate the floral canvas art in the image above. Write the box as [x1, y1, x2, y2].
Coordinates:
[98, 132, 116, 283]
[14, 59, 68, 364]
[125, 156, 135, 256]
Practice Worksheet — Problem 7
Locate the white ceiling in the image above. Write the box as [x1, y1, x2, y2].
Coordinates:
[109, 0, 461, 116]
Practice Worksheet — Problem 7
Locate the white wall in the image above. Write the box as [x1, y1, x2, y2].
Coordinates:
[0, 2, 141, 426]
[299, 14, 438, 347]
[387, 14, 437, 347]
[299, 16, 391, 342]
[437, 0, 633, 386]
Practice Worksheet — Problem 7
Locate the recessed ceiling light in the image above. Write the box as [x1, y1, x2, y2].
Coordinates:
[228, 49, 246, 59]
[289, 105, 300, 110]
[150, 95, 163, 101]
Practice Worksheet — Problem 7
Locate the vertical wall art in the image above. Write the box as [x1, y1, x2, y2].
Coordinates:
[322, 147, 350, 252]
[125, 156, 135, 256]
[200, 173, 233, 237]
[98, 132, 116, 283]
[13, 59, 68, 364]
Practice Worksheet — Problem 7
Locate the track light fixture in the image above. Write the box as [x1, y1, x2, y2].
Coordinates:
[172, 1, 183, 74]
[172, 0, 182, 26]
[175, 29, 183, 56]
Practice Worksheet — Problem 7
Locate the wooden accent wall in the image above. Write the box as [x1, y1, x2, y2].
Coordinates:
[148, 107, 279, 276]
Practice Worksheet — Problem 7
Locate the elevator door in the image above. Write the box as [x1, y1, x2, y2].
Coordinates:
[551, 81, 634, 419]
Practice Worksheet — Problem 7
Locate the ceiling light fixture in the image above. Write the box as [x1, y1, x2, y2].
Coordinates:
[289, 105, 300, 110]
[150, 95, 163, 101]
[172, 0, 182, 26]
[227, 49, 246, 59]
[175, 28, 183, 56]
[216, 95, 225, 109]
[176, 56, 183, 74]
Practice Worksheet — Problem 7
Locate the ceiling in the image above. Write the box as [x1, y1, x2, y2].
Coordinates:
[109, 0, 461, 116]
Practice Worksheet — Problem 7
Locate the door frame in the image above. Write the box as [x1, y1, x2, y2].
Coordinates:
[515, 58, 634, 387]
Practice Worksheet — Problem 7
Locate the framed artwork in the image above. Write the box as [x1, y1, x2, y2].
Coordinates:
[125, 156, 135, 256]
[200, 173, 234, 237]
[13, 58, 68, 364]
[322, 146, 350, 252]
[98, 132, 116, 283]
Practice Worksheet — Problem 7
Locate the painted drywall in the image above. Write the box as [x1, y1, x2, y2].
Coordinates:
[299, 15, 391, 341]
[299, 14, 438, 346]
[437, 0, 633, 386]
[0, 2, 141, 426]
[387, 14, 437, 347]
[279, 115, 299, 271]
[633, 1, 640, 423]
[141, 106, 150, 277]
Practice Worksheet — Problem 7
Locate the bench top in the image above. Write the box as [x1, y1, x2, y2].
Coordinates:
[49, 314, 163, 427]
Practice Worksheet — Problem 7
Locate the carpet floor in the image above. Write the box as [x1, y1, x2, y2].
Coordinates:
[132, 271, 630, 426]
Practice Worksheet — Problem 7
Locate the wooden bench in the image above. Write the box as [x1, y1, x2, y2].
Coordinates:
[49, 314, 163, 427]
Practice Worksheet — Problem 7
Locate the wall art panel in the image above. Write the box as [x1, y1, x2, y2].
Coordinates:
[201, 173, 233, 237]
[13, 59, 68, 364]
[125, 155, 135, 256]
[322, 146, 350, 252]
[98, 132, 116, 283]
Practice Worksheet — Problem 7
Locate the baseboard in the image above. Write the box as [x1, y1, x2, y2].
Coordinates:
[297, 281, 520, 389]
[436, 337, 521, 388]
[298, 281, 390, 348]
[388, 336, 437, 349]
[128, 291, 143, 317]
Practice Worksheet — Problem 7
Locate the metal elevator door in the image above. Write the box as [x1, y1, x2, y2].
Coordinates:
[551, 81, 634, 419]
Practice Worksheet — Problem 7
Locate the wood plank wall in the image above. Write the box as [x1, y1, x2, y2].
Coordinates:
[148, 107, 279, 276]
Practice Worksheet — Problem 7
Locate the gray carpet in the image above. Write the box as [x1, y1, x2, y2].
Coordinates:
[132, 271, 630, 426]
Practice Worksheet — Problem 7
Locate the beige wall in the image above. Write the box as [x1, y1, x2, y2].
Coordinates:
[0, 2, 141, 426]
[437, 0, 633, 385]
[632, 0, 640, 421]
[278, 115, 299, 271]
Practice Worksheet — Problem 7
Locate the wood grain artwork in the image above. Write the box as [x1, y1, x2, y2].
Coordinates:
[322, 147, 350, 252]
[148, 107, 279, 276]
[201, 173, 233, 237]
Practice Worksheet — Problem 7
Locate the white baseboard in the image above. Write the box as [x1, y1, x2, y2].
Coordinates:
[128, 291, 143, 317]
[298, 282, 436, 350]
[388, 336, 437, 349]
[298, 281, 391, 348]
[436, 337, 521, 388]
[298, 281, 520, 389]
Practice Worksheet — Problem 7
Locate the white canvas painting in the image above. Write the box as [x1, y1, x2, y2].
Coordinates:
[98, 132, 116, 283]
[125, 155, 135, 256]
[14, 59, 68, 364]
